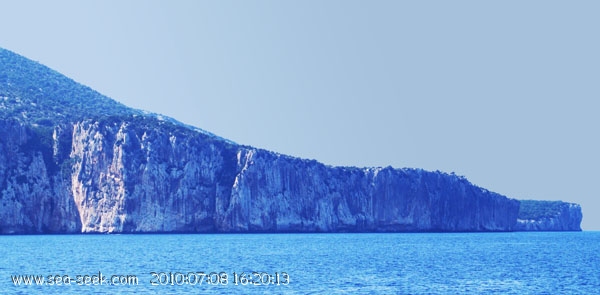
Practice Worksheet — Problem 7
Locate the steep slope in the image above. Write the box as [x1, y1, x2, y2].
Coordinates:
[0, 48, 134, 123]
[0, 48, 582, 233]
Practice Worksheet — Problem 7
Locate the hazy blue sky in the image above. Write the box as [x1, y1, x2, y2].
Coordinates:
[1, 1, 598, 229]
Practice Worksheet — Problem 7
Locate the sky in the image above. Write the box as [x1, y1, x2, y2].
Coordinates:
[1, 1, 598, 229]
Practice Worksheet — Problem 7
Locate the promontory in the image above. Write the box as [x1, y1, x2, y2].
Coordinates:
[0, 48, 582, 234]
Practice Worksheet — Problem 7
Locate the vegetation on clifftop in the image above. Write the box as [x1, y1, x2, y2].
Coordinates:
[518, 200, 565, 219]
[0, 47, 135, 123]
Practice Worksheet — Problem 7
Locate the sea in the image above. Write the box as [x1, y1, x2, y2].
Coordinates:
[1, 232, 598, 294]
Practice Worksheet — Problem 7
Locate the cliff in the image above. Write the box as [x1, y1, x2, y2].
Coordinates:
[0, 47, 582, 234]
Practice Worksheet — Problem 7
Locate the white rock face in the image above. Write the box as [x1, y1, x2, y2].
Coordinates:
[0, 117, 582, 234]
[67, 118, 233, 233]
[0, 120, 80, 233]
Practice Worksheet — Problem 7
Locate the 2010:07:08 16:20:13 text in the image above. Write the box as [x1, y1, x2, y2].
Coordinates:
[149, 271, 290, 286]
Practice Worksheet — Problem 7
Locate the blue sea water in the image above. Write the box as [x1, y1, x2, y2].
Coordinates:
[0, 232, 598, 294]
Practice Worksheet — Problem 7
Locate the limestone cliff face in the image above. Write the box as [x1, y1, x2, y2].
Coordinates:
[0, 117, 522, 233]
[68, 118, 240, 233]
[0, 47, 582, 234]
[219, 149, 519, 232]
[0, 120, 81, 234]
